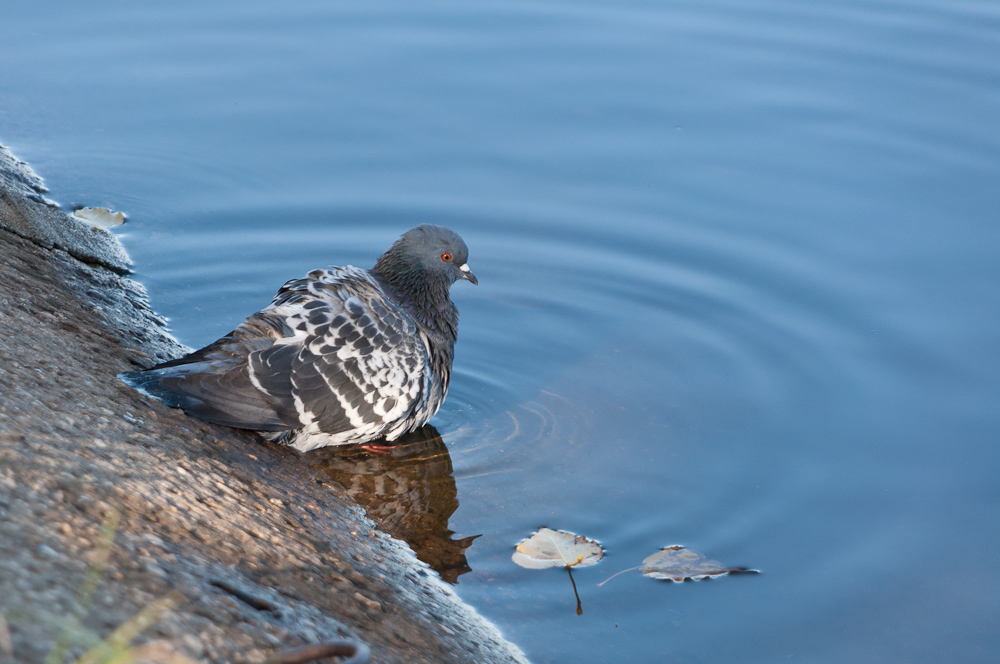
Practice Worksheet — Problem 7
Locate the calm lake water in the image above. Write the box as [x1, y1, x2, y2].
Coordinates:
[3, 1, 999, 661]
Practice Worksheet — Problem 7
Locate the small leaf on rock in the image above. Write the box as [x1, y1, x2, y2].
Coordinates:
[512, 527, 604, 569]
[72, 206, 126, 229]
[640, 545, 757, 582]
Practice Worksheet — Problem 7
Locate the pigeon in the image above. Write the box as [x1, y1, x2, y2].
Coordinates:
[120, 225, 477, 452]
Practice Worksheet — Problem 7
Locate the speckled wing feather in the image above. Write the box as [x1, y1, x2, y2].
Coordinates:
[251, 267, 432, 450]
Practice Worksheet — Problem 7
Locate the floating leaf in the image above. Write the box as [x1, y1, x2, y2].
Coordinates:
[512, 527, 604, 569]
[72, 207, 126, 229]
[640, 545, 757, 582]
[512, 528, 604, 615]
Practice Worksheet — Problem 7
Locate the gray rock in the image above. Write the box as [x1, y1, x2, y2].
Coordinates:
[0, 143, 131, 273]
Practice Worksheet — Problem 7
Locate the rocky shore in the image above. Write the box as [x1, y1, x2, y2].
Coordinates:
[0, 143, 527, 664]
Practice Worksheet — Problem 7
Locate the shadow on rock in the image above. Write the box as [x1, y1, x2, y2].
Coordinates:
[307, 426, 479, 584]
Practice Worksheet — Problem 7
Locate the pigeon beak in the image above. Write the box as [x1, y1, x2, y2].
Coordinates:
[458, 263, 478, 285]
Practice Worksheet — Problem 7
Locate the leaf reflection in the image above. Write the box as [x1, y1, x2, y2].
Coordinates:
[307, 426, 479, 584]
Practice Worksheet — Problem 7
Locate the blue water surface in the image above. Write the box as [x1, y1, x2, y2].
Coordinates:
[2, 1, 999, 662]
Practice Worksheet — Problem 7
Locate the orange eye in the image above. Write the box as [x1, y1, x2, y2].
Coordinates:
[441, 252, 452, 262]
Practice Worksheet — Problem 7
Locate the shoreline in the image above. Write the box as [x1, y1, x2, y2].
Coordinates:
[0, 142, 527, 664]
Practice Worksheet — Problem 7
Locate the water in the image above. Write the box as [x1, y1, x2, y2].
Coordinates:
[3, 1, 999, 661]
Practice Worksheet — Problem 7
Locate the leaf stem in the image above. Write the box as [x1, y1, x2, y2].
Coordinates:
[566, 567, 583, 616]
[596, 566, 640, 587]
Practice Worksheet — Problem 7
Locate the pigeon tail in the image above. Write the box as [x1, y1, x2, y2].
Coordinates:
[119, 364, 291, 431]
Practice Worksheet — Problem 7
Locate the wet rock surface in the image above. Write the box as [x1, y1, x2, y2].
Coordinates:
[0, 143, 527, 664]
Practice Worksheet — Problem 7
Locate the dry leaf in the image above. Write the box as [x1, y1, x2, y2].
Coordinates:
[640, 545, 757, 582]
[72, 207, 126, 229]
[512, 527, 604, 569]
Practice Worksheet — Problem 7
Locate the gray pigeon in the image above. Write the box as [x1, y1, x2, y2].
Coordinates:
[121, 225, 477, 451]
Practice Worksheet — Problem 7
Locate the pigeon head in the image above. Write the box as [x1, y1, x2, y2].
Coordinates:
[373, 225, 478, 293]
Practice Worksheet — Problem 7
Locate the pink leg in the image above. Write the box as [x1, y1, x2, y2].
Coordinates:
[357, 441, 395, 454]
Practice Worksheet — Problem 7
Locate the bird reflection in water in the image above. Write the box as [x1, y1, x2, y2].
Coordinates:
[307, 425, 479, 584]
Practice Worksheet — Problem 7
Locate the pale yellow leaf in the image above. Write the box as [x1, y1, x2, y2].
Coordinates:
[72, 207, 126, 229]
[512, 527, 604, 569]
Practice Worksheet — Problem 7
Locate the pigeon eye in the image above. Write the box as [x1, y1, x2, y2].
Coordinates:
[441, 253, 452, 262]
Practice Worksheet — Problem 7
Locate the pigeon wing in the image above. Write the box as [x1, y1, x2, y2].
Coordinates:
[251, 290, 428, 441]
